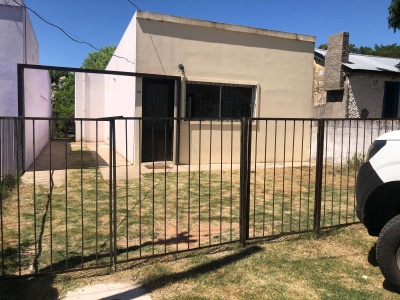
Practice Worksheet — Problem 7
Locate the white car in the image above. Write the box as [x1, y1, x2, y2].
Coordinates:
[356, 130, 400, 287]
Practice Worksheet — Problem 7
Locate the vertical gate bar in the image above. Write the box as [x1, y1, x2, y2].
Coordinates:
[0, 119, 3, 276]
[339, 120, 345, 224]
[113, 119, 118, 270]
[262, 120, 268, 236]
[139, 120, 142, 257]
[151, 120, 155, 255]
[188, 120, 191, 250]
[175, 118, 179, 252]
[330, 120, 337, 226]
[272, 120, 277, 235]
[220, 120, 223, 243]
[187, 120, 190, 251]
[322, 121, 329, 226]
[290, 120, 296, 232]
[125, 119, 129, 259]
[306, 121, 313, 231]
[313, 119, 325, 231]
[354, 120, 360, 222]
[16, 119, 21, 275]
[298, 120, 305, 230]
[164, 120, 167, 253]
[33, 120, 38, 274]
[230, 120, 233, 241]
[346, 120, 352, 223]
[208, 120, 212, 245]
[253, 120, 258, 237]
[108, 120, 113, 270]
[80, 120, 84, 268]
[49, 119, 53, 272]
[95, 120, 99, 265]
[64, 119, 69, 270]
[240, 118, 251, 247]
[198, 120, 201, 248]
[0, 120, 2, 275]
[281, 120, 287, 233]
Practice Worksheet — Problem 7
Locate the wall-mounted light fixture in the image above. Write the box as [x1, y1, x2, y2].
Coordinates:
[178, 64, 184, 72]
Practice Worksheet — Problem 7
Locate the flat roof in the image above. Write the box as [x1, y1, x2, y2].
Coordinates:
[136, 11, 316, 43]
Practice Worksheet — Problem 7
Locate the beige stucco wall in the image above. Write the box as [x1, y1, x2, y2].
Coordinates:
[134, 12, 315, 164]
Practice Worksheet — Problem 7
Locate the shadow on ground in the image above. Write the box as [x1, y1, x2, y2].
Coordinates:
[139, 245, 262, 293]
[0, 274, 58, 300]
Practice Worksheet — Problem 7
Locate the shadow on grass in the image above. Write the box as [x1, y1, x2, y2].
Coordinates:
[0, 274, 58, 300]
[140, 245, 262, 292]
[40, 231, 198, 273]
[367, 243, 378, 267]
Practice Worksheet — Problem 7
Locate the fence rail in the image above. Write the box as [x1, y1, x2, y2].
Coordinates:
[1, 116, 399, 277]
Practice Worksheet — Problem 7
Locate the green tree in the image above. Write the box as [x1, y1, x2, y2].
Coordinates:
[50, 71, 75, 136]
[81, 46, 117, 70]
[388, 0, 400, 32]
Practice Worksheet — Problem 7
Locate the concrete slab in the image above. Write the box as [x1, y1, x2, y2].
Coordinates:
[63, 283, 151, 300]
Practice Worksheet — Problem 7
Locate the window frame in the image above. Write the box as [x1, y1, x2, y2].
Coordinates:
[183, 80, 259, 119]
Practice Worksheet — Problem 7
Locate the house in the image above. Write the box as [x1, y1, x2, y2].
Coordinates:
[75, 11, 316, 165]
[313, 32, 400, 118]
[0, 0, 51, 174]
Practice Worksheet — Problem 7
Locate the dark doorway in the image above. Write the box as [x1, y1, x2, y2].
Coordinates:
[142, 79, 175, 162]
[382, 81, 400, 118]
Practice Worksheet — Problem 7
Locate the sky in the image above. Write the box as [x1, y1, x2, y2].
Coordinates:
[22, 0, 400, 68]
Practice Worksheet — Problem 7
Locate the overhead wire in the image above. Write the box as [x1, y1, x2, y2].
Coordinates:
[11, 0, 136, 66]
[127, 0, 142, 12]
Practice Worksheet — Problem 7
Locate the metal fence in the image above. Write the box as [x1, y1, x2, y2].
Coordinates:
[1, 116, 399, 277]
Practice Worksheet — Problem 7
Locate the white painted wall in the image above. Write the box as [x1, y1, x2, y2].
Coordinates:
[23, 69, 51, 170]
[104, 14, 137, 164]
[75, 73, 105, 141]
[0, 1, 50, 174]
[0, 1, 24, 117]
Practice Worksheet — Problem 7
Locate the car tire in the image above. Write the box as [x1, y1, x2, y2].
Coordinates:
[377, 214, 400, 288]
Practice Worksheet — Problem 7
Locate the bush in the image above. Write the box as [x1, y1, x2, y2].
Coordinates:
[0, 174, 18, 200]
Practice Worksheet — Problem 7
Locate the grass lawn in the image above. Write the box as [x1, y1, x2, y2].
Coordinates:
[0, 224, 399, 299]
[0, 141, 374, 299]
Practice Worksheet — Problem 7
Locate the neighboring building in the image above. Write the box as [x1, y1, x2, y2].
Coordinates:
[0, 0, 51, 174]
[76, 11, 316, 165]
[313, 32, 400, 119]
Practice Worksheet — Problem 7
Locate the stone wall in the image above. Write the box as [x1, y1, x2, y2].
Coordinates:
[324, 32, 349, 91]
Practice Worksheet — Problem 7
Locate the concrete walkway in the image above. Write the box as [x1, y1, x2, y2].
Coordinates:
[63, 283, 152, 300]
[22, 140, 309, 187]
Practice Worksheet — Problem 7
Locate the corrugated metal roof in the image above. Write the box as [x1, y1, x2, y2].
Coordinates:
[314, 49, 400, 73]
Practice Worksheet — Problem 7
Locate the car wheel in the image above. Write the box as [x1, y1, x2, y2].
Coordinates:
[377, 214, 400, 288]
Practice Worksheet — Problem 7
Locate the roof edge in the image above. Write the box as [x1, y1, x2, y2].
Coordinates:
[136, 11, 316, 43]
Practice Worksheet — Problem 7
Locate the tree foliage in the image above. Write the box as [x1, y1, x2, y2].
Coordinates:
[50, 71, 75, 136]
[81, 46, 117, 70]
[388, 0, 400, 33]
[318, 43, 400, 58]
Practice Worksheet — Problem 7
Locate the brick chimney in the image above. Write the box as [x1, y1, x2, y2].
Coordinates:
[324, 32, 349, 91]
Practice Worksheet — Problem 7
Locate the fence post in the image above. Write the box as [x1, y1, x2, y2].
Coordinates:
[240, 117, 251, 247]
[313, 119, 325, 231]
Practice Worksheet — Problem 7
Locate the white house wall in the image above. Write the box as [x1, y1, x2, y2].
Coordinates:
[0, 2, 24, 116]
[23, 69, 51, 170]
[75, 72, 105, 141]
[104, 14, 137, 164]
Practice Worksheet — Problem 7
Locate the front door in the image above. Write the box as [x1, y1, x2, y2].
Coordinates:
[142, 79, 174, 162]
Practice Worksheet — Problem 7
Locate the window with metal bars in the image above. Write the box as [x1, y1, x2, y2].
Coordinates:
[186, 82, 254, 118]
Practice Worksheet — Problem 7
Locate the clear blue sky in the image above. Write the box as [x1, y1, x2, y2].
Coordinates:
[23, 0, 400, 68]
